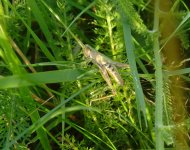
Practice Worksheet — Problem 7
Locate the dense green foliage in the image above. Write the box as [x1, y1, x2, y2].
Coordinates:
[0, 0, 190, 149]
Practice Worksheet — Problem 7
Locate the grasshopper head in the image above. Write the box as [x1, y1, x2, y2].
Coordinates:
[83, 44, 92, 58]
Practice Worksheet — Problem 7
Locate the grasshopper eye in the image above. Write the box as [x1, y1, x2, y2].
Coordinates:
[104, 63, 111, 68]
[104, 63, 111, 69]
[84, 49, 90, 57]
[104, 63, 114, 71]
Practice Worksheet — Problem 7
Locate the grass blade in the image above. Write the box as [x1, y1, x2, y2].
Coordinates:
[0, 69, 85, 89]
[121, 14, 147, 127]
[8, 83, 95, 148]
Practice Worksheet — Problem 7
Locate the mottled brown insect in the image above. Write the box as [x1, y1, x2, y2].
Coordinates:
[83, 44, 129, 94]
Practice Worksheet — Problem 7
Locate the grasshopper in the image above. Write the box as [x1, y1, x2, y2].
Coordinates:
[83, 44, 129, 94]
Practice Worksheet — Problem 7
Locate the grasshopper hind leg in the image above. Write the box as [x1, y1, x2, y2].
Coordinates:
[97, 64, 116, 95]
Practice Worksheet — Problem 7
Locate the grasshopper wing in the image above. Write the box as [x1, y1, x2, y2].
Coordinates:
[104, 63, 124, 86]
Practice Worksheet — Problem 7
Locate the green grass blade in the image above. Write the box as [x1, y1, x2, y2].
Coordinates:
[160, 12, 190, 51]
[29, 106, 52, 150]
[0, 3, 52, 149]
[61, 1, 96, 37]
[6, 1, 55, 61]
[66, 120, 116, 150]
[26, 0, 59, 60]
[67, 0, 98, 19]
[0, 69, 85, 89]
[165, 68, 190, 76]
[121, 15, 147, 127]
[40, 0, 85, 49]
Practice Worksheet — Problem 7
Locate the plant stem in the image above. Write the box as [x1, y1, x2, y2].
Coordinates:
[106, 15, 115, 59]
[153, 0, 164, 149]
